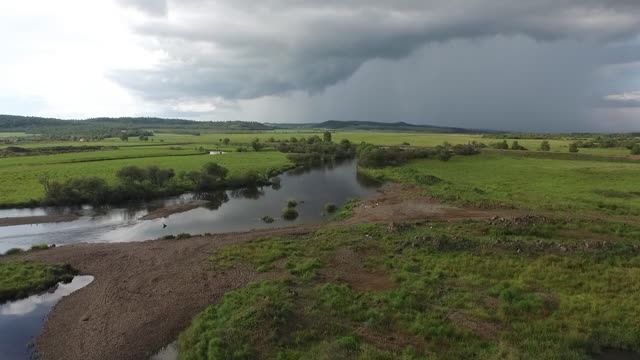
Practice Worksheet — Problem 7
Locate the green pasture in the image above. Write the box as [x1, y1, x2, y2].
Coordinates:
[178, 221, 640, 359]
[1, 130, 634, 155]
[0, 151, 290, 206]
[363, 152, 640, 216]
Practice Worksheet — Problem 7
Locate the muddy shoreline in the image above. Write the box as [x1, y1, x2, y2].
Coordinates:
[0, 213, 80, 227]
[139, 200, 209, 220]
[0, 184, 527, 360]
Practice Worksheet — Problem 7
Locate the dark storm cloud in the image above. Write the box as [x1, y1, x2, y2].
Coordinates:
[110, 0, 640, 101]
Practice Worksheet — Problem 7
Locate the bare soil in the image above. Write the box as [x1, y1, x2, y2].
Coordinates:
[320, 248, 394, 292]
[0, 184, 527, 360]
[0, 213, 79, 227]
[343, 184, 524, 225]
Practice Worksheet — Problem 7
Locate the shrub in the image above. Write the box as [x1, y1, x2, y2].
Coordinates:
[569, 142, 579, 153]
[287, 198, 298, 208]
[493, 140, 509, 149]
[452, 143, 481, 156]
[511, 141, 527, 151]
[261, 216, 275, 223]
[162, 235, 176, 240]
[323, 131, 332, 143]
[540, 140, 551, 151]
[631, 144, 640, 155]
[282, 207, 299, 220]
[176, 233, 192, 240]
[251, 139, 264, 152]
[324, 203, 337, 213]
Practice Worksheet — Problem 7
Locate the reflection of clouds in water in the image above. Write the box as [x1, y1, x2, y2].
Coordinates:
[0, 276, 94, 316]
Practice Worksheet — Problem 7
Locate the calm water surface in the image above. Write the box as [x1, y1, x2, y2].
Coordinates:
[0, 276, 94, 360]
[0, 161, 379, 253]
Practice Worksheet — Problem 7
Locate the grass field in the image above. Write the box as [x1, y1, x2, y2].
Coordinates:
[0, 132, 33, 138]
[362, 152, 640, 216]
[1, 131, 634, 156]
[0, 150, 290, 206]
[178, 220, 640, 359]
[0, 130, 637, 206]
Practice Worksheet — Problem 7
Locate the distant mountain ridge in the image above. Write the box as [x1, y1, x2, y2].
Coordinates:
[270, 120, 479, 133]
[0, 115, 272, 131]
[0, 114, 483, 134]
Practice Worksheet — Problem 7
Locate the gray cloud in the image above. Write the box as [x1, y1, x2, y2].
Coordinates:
[109, 0, 640, 131]
[118, 0, 167, 16]
[111, 1, 640, 99]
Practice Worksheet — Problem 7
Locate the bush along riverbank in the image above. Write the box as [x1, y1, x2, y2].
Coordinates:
[35, 162, 290, 207]
[277, 135, 357, 166]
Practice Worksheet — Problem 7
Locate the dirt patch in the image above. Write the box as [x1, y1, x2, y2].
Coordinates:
[447, 311, 500, 340]
[486, 215, 551, 226]
[139, 200, 208, 220]
[0, 213, 79, 227]
[341, 184, 525, 226]
[355, 326, 423, 352]
[320, 248, 394, 292]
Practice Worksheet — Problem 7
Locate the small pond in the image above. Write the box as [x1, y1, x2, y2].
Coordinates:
[0, 160, 380, 253]
[0, 276, 94, 360]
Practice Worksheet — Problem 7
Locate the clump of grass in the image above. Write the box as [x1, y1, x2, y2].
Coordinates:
[287, 198, 298, 208]
[284, 257, 321, 280]
[162, 235, 176, 240]
[324, 203, 337, 213]
[0, 261, 77, 302]
[282, 207, 299, 221]
[178, 280, 294, 359]
[261, 215, 275, 223]
[176, 233, 192, 240]
[331, 199, 360, 221]
[30, 243, 50, 251]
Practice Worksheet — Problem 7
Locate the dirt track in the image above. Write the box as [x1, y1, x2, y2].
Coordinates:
[0, 184, 524, 360]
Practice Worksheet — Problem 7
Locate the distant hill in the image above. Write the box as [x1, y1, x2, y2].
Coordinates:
[0, 115, 274, 138]
[0, 115, 482, 138]
[270, 120, 482, 133]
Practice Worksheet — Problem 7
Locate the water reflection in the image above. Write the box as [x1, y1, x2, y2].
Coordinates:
[0, 276, 94, 360]
[229, 187, 265, 200]
[0, 160, 379, 253]
[195, 191, 229, 210]
[151, 342, 178, 360]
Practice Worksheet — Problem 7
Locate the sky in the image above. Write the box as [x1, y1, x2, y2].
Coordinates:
[1, 1, 640, 132]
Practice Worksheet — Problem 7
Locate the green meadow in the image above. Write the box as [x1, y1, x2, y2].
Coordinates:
[1, 131, 633, 155]
[362, 152, 640, 216]
[0, 130, 636, 206]
[0, 150, 290, 206]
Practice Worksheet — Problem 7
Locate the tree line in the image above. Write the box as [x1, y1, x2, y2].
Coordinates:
[38, 163, 275, 206]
